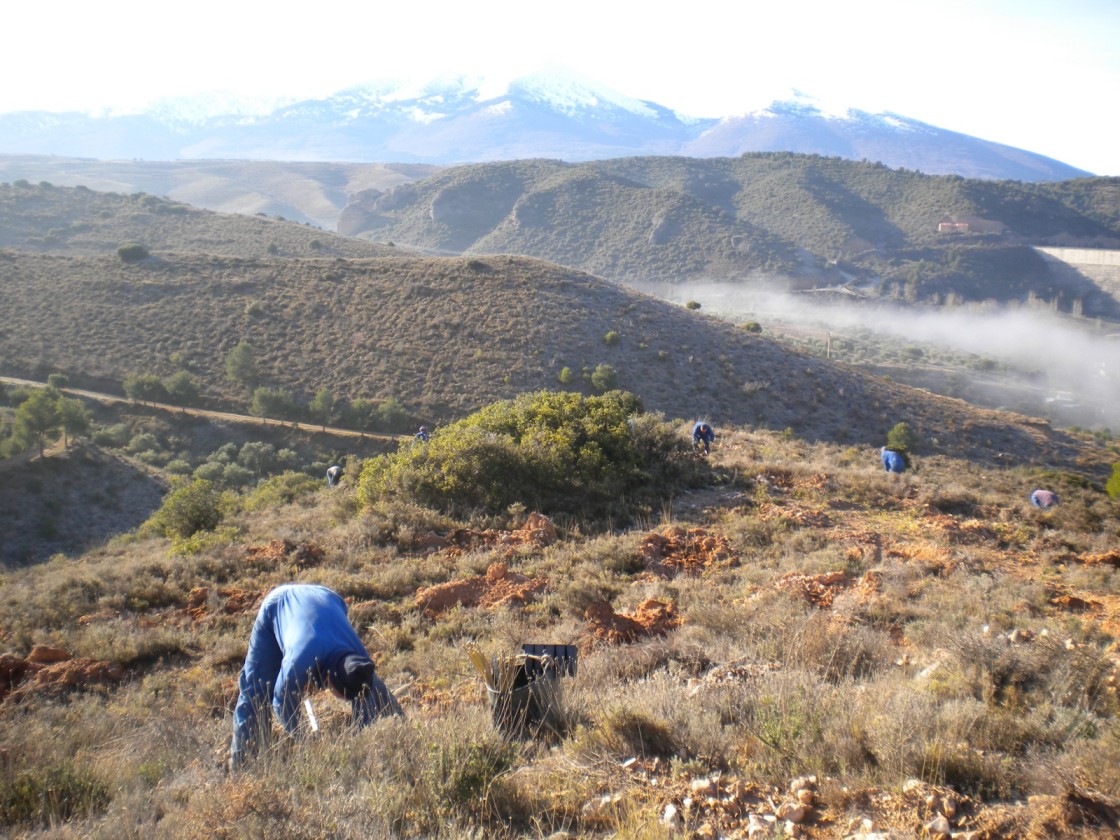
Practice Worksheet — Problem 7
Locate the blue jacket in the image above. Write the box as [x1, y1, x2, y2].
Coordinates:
[881, 448, 906, 473]
[692, 422, 715, 443]
[1030, 489, 1058, 508]
[230, 584, 400, 764]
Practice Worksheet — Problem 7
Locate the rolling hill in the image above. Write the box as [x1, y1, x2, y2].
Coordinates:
[0, 155, 440, 229]
[0, 183, 1111, 479]
[337, 155, 1120, 314]
[0, 179, 394, 259]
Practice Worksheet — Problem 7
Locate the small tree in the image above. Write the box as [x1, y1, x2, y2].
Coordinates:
[375, 397, 411, 432]
[250, 386, 297, 419]
[57, 397, 91, 449]
[557, 367, 574, 385]
[47, 373, 69, 390]
[225, 342, 260, 392]
[309, 388, 336, 428]
[12, 388, 60, 457]
[163, 370, 200, 406]
[886, 422, 919, 453]
[342, 397, 377, 430]
[123, 373, 169, 404]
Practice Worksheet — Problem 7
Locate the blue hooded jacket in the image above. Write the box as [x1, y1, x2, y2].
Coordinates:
[881, 448, 906, 473]
[230, 584, 401, 765]
[692, 422, 714, 444]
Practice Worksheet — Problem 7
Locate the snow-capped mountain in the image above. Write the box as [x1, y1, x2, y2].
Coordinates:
[0, 70, 1091, 181]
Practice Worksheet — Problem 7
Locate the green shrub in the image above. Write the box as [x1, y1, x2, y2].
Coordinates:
[1107, 463, 1120, 500]
[92, 423, 130, 447]
[0, 762, 110, 827]
[685, 300, 701, 310]
[358, 390, 705, 523]
[590, 363, 618, 392]
[145, 479, 224, 539]
[241, 471, 320, 512]
[557, 366, 574, 385]
[604, 330, 620, 346]
[116, 242, 149, 263]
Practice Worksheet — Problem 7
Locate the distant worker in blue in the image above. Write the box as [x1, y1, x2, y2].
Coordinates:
[880, 446, 908, 474]
[415, 425, 430, 442]
[230, 584, 403, 770]
[692, 421, 715, 455]
[326, 464, 343, 487]
[1030, 488, 1059, 509]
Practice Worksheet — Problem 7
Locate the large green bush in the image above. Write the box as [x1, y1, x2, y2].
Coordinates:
[357, 390, 705, 523]
[145, 479, 225, 539]
[1107, 463, 1120, 500]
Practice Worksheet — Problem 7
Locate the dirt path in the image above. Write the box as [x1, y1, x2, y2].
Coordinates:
[0, 375, 404, 443]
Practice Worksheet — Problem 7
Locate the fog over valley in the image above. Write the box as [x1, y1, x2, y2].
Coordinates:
[635, 280, 1120, 432]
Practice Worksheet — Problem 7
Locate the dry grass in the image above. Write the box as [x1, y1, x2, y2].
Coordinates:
[1, 425, 1118, 837]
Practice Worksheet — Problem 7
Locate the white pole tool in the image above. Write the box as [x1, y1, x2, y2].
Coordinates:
[304, 698, 320, 733]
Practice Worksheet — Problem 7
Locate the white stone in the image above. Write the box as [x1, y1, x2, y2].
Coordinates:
[691, 777, 718, 796]
[925, 814, 951, 837]
[662, 803, 682, 827]
[776, 803, 807, 823]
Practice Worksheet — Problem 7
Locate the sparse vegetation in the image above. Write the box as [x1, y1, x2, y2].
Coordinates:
[1, 173, 1119, 838]
[1, 423, 1117, 837]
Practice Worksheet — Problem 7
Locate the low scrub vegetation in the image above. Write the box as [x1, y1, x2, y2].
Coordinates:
[358, 390, 707, 524]
[0, 404, 1118, 837]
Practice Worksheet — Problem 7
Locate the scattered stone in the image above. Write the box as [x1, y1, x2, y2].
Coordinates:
[661, 802, 682, 827]
[776, 802, 807, 824]
[691, 777, 718, 796]
[925, 814, 951, 837]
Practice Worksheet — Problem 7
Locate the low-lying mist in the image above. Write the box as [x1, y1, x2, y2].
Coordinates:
[634, 280, 1120, 432]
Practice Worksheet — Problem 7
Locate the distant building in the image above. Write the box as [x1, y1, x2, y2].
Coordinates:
[937, 215, 1006, 235]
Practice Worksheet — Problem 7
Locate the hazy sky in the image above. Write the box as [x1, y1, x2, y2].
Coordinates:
[5, 0, 1118, 174]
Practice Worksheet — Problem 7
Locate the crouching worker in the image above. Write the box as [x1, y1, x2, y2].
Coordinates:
[880, 446, 908, 474]
[1030, 488, 1059, 509]
[230, 584, 403, 771]
[692, 421, 715, 455]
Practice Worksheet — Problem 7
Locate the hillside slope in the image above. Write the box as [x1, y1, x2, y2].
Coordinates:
[0, 425, 1116, 837]
[0, 155, 440, 228]
[0, 246, 1109, 477]
[0, 180, 395, 259]
[339, 156, 1120, 313]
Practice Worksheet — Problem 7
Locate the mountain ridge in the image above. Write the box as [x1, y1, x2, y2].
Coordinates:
[0, 70, 1091, 181]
